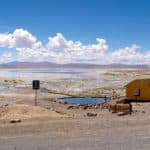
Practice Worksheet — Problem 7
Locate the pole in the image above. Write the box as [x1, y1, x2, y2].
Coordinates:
[129, 103, 132, 115]
[35, 90, 38, 106]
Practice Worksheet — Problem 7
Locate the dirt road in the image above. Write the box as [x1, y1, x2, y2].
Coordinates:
[0, 124, 150, 150]
[0, 117, 150, 150]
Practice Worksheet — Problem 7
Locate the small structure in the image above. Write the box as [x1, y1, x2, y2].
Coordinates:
[109, 103, 132, 115]
[125, 79, 150, 102]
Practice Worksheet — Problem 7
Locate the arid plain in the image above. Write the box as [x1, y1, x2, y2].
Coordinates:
[0, 68, 150, 150]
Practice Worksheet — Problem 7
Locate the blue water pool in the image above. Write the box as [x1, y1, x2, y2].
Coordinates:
[59, 97, 106, 104]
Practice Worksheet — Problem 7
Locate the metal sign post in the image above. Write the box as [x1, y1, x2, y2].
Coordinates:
[35, 90, 38, 106]
[32, 80, 40, 106]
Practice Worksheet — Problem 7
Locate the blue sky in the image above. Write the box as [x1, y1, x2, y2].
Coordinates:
[0, 0, 150, 64]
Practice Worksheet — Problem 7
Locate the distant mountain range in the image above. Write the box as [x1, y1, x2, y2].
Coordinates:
[0, 61, 149, 69]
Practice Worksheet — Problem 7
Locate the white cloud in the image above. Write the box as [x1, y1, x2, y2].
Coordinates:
[0, 52, 13, 63]
[46, 33, 108, 63]
[0, 33, 14, 48]
[110, 45, 150, 64]
[0, 28, 40, 48]
[0, 28, 149, 64]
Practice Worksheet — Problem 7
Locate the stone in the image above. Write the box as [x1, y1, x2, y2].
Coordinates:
[116, 99, 126, 104]
[83, 105, 88, 110]
[10, 119, 21, 123]
[63, 101, 68, 104]
[67, 105, 74, 109]
[117, 112, 128, 116]
[87, 112, 97, 117]
[55, 110, 66, 115]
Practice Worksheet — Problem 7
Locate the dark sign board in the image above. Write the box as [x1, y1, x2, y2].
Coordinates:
[32, 80, 40, 90]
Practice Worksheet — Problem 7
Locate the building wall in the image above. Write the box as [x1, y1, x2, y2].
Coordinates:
[126, 80, 150, 101]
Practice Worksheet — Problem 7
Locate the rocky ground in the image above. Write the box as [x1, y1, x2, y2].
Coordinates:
[0, 103, 150, 150]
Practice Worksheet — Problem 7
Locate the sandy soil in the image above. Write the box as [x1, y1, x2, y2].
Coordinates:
[0, 107, 150, 150]
[0, 104, 65, 120]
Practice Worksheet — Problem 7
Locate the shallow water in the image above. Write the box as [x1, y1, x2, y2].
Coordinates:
[59, 97, 106, 104]
[0, 68, 88, 79]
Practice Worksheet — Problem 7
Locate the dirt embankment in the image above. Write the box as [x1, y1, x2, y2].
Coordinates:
[0, 104, 65, 120]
